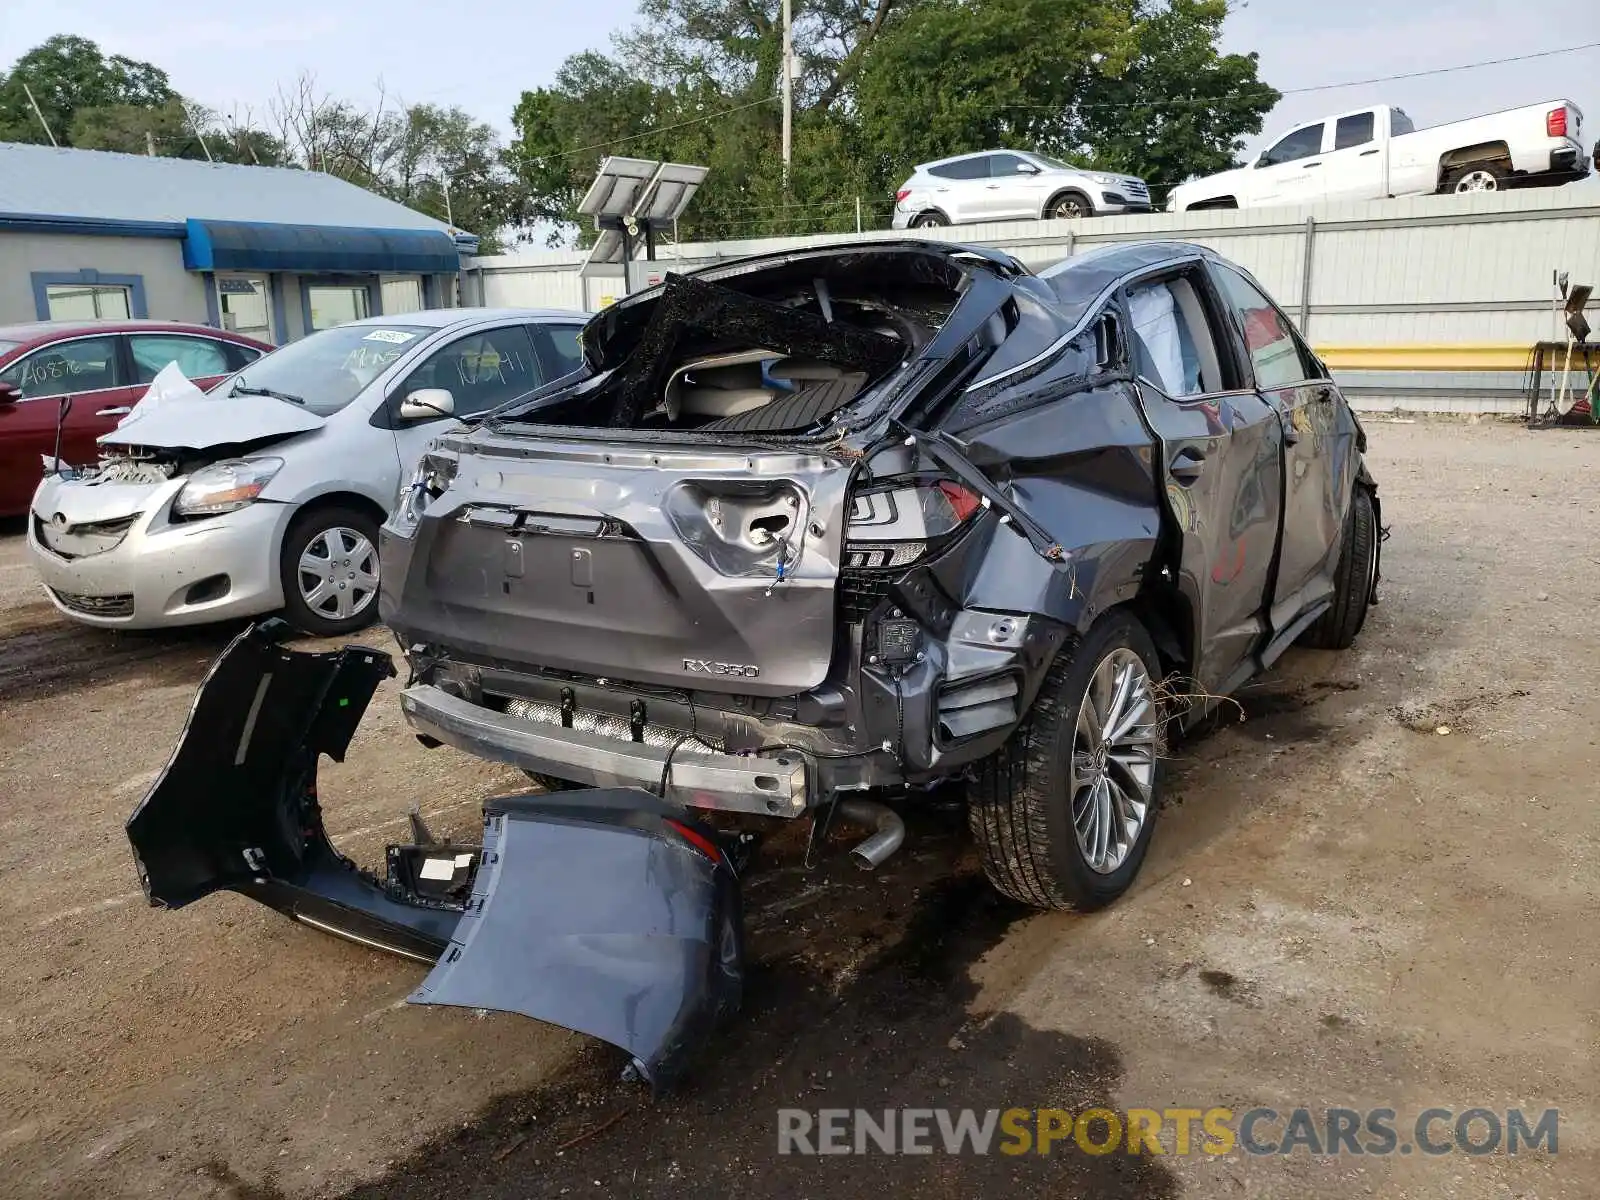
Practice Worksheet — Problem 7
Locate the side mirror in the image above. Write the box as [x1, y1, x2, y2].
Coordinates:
[0, 382, 19, 405]
[1016, 162, 1041, 174]
[399, 388, 455, 421]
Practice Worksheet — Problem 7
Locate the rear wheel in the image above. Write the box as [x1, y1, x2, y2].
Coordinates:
[1444, 161, 1510, 193]
[911, 211, 949, 228]
[1298, 486, 1378, 650]
[969, 611, 1163, 911]
[279, 505, 381, 637]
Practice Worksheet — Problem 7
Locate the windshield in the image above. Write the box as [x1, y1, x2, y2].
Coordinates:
[1030, 153, 1077, 171]
[211, 324, 432, 416]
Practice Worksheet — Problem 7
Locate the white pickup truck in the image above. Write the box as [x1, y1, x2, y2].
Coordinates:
[1168, 101, 1588, 211]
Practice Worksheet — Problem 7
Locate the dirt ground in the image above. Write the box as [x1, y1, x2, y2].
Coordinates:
[1, 418, 1596, 1200]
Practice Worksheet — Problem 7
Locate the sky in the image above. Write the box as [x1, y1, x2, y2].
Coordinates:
[2, 0, 1596, 186]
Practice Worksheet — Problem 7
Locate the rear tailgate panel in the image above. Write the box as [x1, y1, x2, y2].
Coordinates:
[383, 438, 853, 697]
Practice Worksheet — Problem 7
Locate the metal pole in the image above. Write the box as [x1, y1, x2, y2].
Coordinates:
[855, 196, 862, 233]
[146, 130, 157, 157]
[1298, 217, 1316, 334]
[197, 131, 215, 162]
[442, 175, 454, 227]
[21, 82, 58, 147]
[780, 0, 793, 189]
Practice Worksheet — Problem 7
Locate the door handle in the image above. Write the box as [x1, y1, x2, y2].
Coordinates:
[1360, 148, 1380, 156]
[96, 406, 132, 416]
[1169, 448, 1206, 484]
[985, 184, 1001, 189]
[1302, 161, 1322, 169]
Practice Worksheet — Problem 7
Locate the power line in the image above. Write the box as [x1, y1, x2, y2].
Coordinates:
[997, 39, 1600, 110]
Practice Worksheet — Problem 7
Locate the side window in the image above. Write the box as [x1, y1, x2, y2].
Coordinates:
[0, 337, 123, 398]
[1334, 112, 1375, 150]
[1212, 266, 1321, 389]
[1259, 124, 1324, 167]
[397, 325, 543, 418]
[225, 343, 265, 371]
[1126, 276, 1223, 398]
[988, 153, 1031, 177]
[1390, 109, 1416, 137]
[928, 156, 990, 181]
[535, 325, 584, 380]
[129, 335, 232, 384]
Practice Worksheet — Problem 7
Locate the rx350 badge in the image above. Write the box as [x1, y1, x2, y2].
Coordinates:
[683, 658, 760, 679]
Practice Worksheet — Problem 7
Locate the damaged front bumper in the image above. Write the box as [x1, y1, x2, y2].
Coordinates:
[125, 621, 744, 1090]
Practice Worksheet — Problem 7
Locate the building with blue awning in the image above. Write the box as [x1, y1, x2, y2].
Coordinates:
[0, 142, 477, 343]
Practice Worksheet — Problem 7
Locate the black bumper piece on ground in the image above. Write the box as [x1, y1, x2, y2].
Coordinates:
[124, 620, 744, 1090]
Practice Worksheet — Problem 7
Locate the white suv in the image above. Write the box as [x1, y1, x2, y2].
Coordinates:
[892, 150, 1152, 228]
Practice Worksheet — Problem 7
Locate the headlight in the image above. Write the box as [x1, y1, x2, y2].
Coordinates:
[173, 457, 283, 517]
[1087, 172, 1121, 186]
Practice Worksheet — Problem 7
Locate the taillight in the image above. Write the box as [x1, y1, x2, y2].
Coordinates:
[1548, 107, 1568, 138]
[844, 480, 984, 570]
[664, 817, 723, 865]
[895, 188, 912, 203]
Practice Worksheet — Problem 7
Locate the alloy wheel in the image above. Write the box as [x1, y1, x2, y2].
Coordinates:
[297, 526, 379, 622]
[1069, 647, 1159, 874]
[1053, 198, 1089, 219]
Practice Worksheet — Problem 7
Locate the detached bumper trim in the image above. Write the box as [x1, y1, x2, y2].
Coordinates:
[401, 684, 810, 818]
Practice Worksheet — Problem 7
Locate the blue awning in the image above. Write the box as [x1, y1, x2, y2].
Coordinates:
[182, 219, 462, 274]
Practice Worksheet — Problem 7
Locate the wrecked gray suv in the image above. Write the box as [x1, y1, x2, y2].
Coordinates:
[126, 239, 1383, 1091]
[383, 238, 1383, 910]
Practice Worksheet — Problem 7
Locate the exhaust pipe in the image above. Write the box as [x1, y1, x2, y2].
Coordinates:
[836, 799, 905, 870]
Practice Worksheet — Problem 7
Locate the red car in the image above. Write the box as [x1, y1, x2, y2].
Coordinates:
[0, 320, 273, 517]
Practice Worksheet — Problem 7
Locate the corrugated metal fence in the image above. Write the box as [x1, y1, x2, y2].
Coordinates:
[466, 188, 1600, 414]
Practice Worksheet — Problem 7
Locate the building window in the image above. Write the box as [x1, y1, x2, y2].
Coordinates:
[306, 285, 371, 331]
[382, 277, 425, 315]
[43, 284, 132, 321]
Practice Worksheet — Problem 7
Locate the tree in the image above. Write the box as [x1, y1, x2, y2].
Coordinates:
[0, 34, 176, 146]
[509, 0, 1278, 245]
[388, 103, 510, 248]
[855, 0, 1277, 199]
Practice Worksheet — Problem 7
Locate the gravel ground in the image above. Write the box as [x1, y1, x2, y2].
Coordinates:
[0, 418, 1595, 1199]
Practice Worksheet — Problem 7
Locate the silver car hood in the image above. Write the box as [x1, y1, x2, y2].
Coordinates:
[99, 393, 324, 451]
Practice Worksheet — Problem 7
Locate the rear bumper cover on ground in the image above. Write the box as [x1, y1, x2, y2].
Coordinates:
[124, 621, 744, 1090]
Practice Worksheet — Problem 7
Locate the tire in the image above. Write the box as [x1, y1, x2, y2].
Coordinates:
[279, 504, 382, 637]
[969, 611, 1164, 911]
[1443, 161, 1510, 193]
[911, 211, 949, 228]
[1297, 485, 1377, 651]
[1047, 191, 1094, 220]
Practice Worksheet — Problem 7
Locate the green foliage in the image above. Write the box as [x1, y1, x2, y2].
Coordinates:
[0, 34, 177, 145]
[511, 0, 1279, 243]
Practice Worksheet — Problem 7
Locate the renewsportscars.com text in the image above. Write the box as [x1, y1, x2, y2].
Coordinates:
[776, 1106, 1560, 1157]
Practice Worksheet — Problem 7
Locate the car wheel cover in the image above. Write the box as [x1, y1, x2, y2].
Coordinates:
[1454, 170, 1498, 192]
[297, 526, 379, 621]
[1070, 646, 1158, 874]
[1053, 198, 1086, 217]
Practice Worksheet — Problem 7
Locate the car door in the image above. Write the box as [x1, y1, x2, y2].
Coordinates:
[925, 156, 994, 223]
[386, 323, 547, 479]
[0, 335, 136, 514]
[1247, 122, 1327, 207]
[1209, 262, 1355, 638]
[1123, 269, 1286, 695]
[1318, 109, 1386, 202]
[982, 153, 1046, 220]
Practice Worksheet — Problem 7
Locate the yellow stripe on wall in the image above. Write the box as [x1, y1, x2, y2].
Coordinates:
[1312, 345, 1548, 372]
